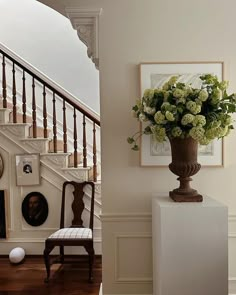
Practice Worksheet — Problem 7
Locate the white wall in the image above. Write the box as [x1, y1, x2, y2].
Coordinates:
[17, 0, 236, 294]
[0, 0, 100, 113]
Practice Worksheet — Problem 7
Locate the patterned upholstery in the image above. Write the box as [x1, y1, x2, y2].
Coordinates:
[48, 228, 92, 239]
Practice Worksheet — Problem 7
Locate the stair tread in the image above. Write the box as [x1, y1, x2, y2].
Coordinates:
[61, 166, 92, 170]
[20, 137, 49, 141]
[0, 122, 30, 126]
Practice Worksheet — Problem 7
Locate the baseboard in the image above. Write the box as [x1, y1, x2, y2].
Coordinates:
[0, 254, 102, 259]
[99, 283, 103, 295]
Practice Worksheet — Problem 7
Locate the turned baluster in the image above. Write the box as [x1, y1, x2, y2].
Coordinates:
[73, 108, 78, 167]
[83, 115, 87, 168]
[43, 85, 47, 138]
[52, 92, 57, 152]
[2, 55, 7, 108]
[22, 71, 26, 123]
[93, 122, 97, 182]
[12, 62, 17, 123]
[63, 100, 67, 153]
[32, 77, 37, 138]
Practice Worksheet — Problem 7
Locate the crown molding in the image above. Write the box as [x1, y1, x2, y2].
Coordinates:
[65, 8, 102, 70]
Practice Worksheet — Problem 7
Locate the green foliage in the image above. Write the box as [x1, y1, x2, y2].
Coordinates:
[128, 74, 236, 150]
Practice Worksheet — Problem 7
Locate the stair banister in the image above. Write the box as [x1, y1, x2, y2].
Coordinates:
[0, 43, 100, 181]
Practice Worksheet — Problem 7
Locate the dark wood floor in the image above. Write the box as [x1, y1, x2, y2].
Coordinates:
[0, 256, 102, 295]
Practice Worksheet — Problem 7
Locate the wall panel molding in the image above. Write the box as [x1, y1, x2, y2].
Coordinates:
[115, 234, 152, 283]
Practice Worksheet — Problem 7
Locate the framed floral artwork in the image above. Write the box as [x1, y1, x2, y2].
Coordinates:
[139, 62, 224, 167]
[15, 154, 40, 186]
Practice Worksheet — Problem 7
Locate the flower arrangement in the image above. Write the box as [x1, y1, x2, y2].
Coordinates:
[128, 74, 236, 150]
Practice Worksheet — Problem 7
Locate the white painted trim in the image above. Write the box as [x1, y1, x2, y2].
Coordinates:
[101, 212, 236, 223]
[229, 277, 236, 295]
[0, 76, 101, 165]
[0, 43, 100, 120]
[101, 294, 151, 295]
[99, 283, 103, 295]
[114, 233, 152, 283]
[0, 130, 102, 218]
[100, 213, 152, 222]
[65, 8, 102, 69]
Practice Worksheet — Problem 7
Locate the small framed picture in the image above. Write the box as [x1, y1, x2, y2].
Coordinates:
[15, 154, 40, 186]
[22, 192, 48, 226]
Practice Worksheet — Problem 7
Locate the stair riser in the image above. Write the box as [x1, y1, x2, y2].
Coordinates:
[49, 140, 64, 152]
[61, 168, 91, 182]
[40, 154, 69, 169]
[29, 126, 50, 138]
[0, 124, 29, 138]
[9, 112, 32, 124]
[68, 153, 82, 167]
[20, 139, 49, 153]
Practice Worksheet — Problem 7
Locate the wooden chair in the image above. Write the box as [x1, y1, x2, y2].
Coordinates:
[43, 181, 95, 283]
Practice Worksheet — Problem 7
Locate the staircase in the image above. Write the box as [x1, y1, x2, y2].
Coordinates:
[0, 43, 101, 254]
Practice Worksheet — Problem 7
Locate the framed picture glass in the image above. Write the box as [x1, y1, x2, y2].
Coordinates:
[140, 62, 224, 167]
[16, 154, 40, 186]
[0, 190, 7, 239]
[22, 192, 48, 226]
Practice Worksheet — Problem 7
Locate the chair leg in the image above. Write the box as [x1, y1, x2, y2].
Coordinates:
[85, 246, 95, 283]
[60, 246, 64, 263]
[43, 244, 54, 283]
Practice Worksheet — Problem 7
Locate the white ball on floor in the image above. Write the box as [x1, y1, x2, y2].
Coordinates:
[9, 247, 25, 264]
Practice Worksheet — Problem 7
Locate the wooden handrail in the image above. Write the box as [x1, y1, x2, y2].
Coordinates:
[0, 45, 100, 182]
[0, 48, 100, 126]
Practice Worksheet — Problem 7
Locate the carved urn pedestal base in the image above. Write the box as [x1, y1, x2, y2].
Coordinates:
[169, 177, 203, 202]
[168, 137, 203, 202]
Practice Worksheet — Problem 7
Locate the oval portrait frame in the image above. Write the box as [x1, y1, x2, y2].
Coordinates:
[22, 192, 48, 227]
[0, 154, 4, 179]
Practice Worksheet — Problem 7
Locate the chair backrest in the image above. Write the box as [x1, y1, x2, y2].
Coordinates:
[60, 181, 95, 230]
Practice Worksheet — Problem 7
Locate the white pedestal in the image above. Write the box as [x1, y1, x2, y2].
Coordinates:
[152, 196, 228, 295]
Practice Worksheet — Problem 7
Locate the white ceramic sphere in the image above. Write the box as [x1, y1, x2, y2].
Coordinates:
[9, 247, 25, 264]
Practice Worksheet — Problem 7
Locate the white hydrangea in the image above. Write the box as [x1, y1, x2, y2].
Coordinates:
[144, 106, 156, 115]
[181, 114, 195, 125]
[199, 136, 211, 145]
[210, 88, 221, 104]
[163, 91, 171, 101]
[143, 89, 154, 100]
[168, 76, 179, 86]
[186, 101, 201, 114]
[172, 127, 182, 137]
[198, 89, 209, 102]
[173, 88, 185, 99]
[192, 115, 206, 127]
[151, 125, 166, 142]
[165, 111, 175, 121]
[161, 102, 170, 110]
[139, 113, 148, 122]
[189, 126, 205, 141]
[154, 111, 166, 124]
[176, 96, 186, 104]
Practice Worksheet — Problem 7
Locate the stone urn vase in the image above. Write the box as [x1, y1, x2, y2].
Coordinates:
[168, 137, 203, 202]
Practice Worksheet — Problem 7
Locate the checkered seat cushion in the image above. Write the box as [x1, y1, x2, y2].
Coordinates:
[48, 228, 92, 239]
